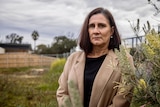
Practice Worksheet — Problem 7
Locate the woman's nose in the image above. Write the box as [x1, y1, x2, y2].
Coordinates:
[93, 26, 100, 33]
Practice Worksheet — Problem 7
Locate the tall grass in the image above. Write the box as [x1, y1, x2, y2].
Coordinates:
[0, 58, 66, 107]
[41, 58, 66, 91]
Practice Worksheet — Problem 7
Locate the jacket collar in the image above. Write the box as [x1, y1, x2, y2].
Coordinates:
[74, 51, 85, 102]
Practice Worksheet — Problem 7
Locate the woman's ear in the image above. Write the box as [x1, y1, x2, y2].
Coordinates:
[111, 26, 114, 35]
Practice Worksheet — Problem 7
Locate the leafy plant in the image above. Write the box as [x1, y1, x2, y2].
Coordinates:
[62, 80, 83, 107]
[119, 19, 160, 107]
[38, 58, 66, 91]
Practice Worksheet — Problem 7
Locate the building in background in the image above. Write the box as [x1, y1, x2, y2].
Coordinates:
[0, 43, 32, 53]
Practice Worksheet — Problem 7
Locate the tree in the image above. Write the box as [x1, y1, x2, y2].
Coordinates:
[6, 33, 23, 44]
[35, 44, 51, 54]
[51, 35, 77, 54]
[147, 0, 160, 16]
[31, 30, 39, 51]
[16, 36, 23, 44]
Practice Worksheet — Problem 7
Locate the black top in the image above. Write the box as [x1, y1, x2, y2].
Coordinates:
[83, 54, 106, 107]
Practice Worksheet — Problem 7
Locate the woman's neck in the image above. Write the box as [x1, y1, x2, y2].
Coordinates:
[87, 48, 109, 58]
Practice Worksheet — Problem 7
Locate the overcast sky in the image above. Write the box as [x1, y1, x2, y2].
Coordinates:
[0, 0, 160, 47]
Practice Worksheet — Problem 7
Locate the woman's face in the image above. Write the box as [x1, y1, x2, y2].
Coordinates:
[88, 13, 114, 48]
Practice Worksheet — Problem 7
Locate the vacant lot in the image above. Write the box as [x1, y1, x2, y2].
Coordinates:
[0, 66, 60, 107]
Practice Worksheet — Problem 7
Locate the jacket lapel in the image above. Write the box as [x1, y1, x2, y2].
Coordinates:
[89, 50, 118, 107]
[74, 51, 86, 103]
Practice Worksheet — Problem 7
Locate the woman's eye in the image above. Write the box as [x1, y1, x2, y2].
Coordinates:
[98, 23, 106, 28]
[89, 24, 95, 28]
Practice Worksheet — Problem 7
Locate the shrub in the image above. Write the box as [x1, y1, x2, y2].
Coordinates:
[37, 58, 66, 94]
[122, 19, 160, 106]
[50, 58, 66, 73]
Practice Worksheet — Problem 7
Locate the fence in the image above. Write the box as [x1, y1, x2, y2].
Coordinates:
[42, 47, 76, 58]
[42, 52, 71, 58]
[122, 36, 146, 48]
[0, 52, 57, 68]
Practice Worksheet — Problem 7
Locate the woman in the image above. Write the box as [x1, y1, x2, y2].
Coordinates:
[57, 7, 132, 107]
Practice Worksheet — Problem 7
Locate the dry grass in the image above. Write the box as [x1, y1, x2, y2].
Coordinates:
[0, 66, 60, 107]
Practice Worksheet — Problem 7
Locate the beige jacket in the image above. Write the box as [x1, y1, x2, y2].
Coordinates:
[56, 50, 131, 107]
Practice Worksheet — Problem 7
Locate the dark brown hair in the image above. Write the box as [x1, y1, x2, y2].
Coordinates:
[78, 7, 121, 54]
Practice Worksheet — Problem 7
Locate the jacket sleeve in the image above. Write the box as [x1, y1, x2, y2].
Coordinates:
[56, 57, 72, 107]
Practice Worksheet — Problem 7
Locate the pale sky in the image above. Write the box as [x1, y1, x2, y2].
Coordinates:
[0, 0, 160, 47]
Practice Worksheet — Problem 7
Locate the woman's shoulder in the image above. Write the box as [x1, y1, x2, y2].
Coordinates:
[65, 51, 85, 64]
[108, 50, 118, 59]
[68, 50, 85, 59]
[69, 51, 85, 57]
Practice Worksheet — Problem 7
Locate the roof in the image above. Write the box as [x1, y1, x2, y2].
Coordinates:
[0, 43, 32, 50]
